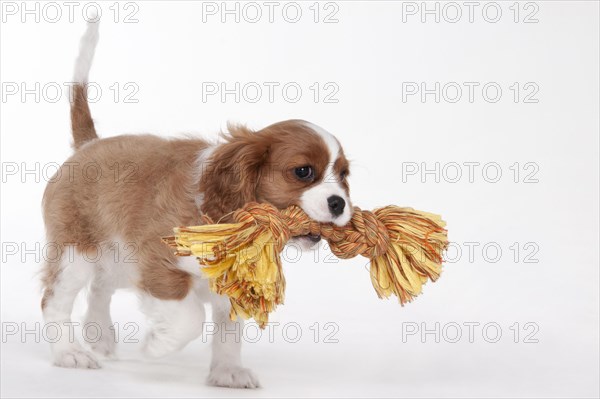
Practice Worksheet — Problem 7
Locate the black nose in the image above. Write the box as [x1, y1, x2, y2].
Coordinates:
[327, 195, 345, 217]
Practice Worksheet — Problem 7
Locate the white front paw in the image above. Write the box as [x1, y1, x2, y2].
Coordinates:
[53, 348, 100, 369]
[207, 364, 260, 389]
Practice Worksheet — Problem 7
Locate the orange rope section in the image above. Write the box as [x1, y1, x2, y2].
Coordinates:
[163, 202, 448, 327]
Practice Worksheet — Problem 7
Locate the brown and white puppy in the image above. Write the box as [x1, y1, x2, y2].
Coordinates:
[40, 21, 352, 388]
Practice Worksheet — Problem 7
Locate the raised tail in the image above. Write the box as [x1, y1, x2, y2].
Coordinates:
[70, 20, 99, 150]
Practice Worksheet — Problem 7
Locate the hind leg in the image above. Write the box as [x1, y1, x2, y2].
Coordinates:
[41, 247, 100, 369]
[135, 242, 206, 357]
[140, 280, 206, 358]
[83, 268, 116, 358]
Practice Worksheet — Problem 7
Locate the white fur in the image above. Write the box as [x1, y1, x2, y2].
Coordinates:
[177, 256, 206, 277]
[82, 238, 139, 357]
[83, 269, 116, 358]
[305, 121, 340, 161]
[300, 122, 352, 226]
[173, 261, 260, 387]
[43, 238, 141, 365]
[141, 280, 206, 357]
[42, 246, 100, 368]
[73, 20, 99, 84]
[44, 235, 258, 387]
[207, 295, 260, 388]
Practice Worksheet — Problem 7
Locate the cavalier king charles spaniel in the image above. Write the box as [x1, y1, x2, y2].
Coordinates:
[41, 21, 352, 388]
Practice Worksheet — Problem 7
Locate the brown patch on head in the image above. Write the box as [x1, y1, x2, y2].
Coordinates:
[199, 120, 339, 221]
[199, 124, 271, 221]
[255, 120, 333, 209]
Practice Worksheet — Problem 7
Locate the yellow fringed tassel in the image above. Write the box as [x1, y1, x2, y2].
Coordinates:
[163, 203, 448, 327]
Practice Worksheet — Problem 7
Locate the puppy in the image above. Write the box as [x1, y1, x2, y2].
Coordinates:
[41, 21, 352, 388]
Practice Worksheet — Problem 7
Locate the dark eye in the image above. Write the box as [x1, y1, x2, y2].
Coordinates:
[340, 169, 349, 180]
[294, 166, 314, 181]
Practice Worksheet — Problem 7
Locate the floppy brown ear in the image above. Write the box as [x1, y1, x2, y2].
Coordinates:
[199, 124, 269, 221]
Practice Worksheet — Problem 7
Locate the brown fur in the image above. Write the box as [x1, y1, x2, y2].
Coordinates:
[42, 135, 208, 303]
[42, 121, 350, 306]
[199, 120, 336, 221]
[70, 85, 98, 150]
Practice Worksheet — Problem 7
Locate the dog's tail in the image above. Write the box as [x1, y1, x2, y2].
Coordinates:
[70, 20, 100, 150]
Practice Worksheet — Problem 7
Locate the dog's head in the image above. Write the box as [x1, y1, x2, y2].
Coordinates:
[199, 120, 352, 246]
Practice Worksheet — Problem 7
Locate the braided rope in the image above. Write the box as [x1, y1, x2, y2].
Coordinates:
[163, 202, 448, 327]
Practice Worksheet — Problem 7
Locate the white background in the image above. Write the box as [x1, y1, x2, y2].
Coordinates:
[1, 1, 599, 397]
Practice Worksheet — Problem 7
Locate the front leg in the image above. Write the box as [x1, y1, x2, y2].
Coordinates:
[207, 294, 260, 389]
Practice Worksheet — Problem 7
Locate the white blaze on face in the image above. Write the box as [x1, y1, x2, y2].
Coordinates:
[299, 122, 352, 226]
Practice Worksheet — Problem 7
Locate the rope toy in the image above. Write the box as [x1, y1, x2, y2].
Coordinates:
[163, 202, 448, 327]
